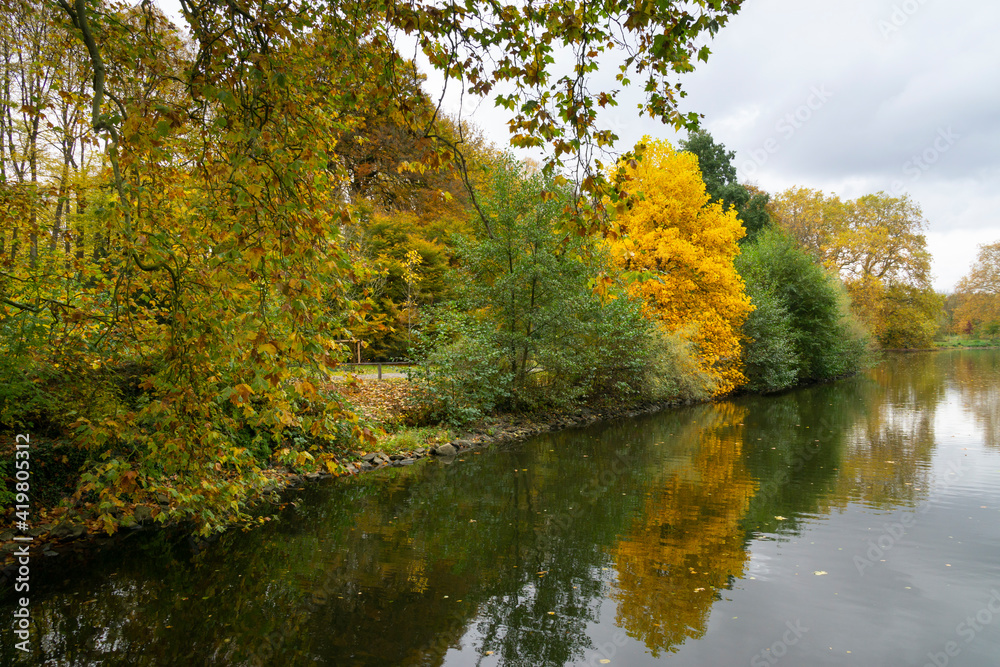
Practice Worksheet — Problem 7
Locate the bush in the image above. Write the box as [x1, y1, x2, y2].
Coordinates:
[574, 292, 654, 401]
[736, 227, 871, 389]
[739, 286, 799, 393]
[407, 306, 512, 425]
[640, 327, 718, 403]
[0, 354, 127, 436]
[864, 282, 943, 349]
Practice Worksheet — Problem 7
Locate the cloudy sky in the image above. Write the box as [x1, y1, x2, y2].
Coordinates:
[662, 0, 1000, 292]
[426, 0, 1000, 291]
[158, 0, 999, 290]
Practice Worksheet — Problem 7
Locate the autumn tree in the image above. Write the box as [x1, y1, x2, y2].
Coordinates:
[838, 194, 938, 347]
[770, 188, 940, 348]
[768, 186, 844, 260]
[332, 59, 493, 359]
[0, 0, 104, 368]
[606, 137, 752, 395]
[343, 207, 456, 359]
[954, 242, 1000, 335]
[17, 2, 386, 532]
[7, 0, 747, 533]
[333, 60, 485, 225]
[835, 193, 932, 285]
[679, 130, 770, 243]
[769, 189, 932, 286]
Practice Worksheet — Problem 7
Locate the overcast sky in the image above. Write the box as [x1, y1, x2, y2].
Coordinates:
[427, 0, 1000, 292]
[663, 0, 1000, 292]
[158, 0, 999, 290]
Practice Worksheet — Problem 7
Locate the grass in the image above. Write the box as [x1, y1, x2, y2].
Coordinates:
[371, 425, 454, 453]
[934, 335, 1000, 349]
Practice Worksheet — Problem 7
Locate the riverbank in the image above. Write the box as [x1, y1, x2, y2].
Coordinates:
[5, 349, 993, 665]
[0, 377, 689, 586]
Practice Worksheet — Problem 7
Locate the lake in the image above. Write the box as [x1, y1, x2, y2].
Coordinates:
[3, 350, 1000, 666]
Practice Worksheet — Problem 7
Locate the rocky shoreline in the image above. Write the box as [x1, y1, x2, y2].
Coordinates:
[0, 393, 685, 590]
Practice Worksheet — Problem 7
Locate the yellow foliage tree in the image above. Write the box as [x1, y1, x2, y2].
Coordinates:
[606, 138, 752, 395]
[954, 241, 1000, 335]
[770, 188, 940, 348]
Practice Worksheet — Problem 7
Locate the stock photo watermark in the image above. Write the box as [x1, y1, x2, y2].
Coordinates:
[853, 457, 966, 575]
[923, 589, 1000, 667]
[583, 629, 627, 666]
[750, 620, 809, 666]
[878, 0, 931, 38]
[739, 85, 834, 180]
[889, 126, 960, 197]
[10, 433, 33, 653]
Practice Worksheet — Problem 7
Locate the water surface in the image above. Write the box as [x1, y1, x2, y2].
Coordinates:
[3, 351, 1000, 666]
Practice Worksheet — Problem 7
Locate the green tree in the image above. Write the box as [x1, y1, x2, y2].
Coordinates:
[456, 155, 648, 407]
[411, 154, 653, 423]
[679, 130, 771, 243]
[736, 227, 870, 389]
[737, 285, 799, 393]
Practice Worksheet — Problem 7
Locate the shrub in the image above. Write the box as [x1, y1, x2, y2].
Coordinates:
[407, 306, 512, 425]
[640, 326, 718, 403]
[0, 354, 128, 436]
[736, 227, 871, 389]
[739, 285, 799, 393]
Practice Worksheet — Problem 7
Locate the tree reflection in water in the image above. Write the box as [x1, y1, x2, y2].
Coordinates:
[611, 403, 756, 656]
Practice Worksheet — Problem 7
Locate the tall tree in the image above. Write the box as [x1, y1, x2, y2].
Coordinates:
[679, 130, 770, 243]
[836, 193, 931, 286]
[770, 188, 940, 348]
[954, 241, 1000, 335]
[0, 0, 61, 264]
[606, 137, 752, 395]
[768, 186, 844, 260]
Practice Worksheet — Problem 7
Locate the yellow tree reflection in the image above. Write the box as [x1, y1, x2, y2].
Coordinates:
[832, 357, 941, 509]
[954, 352, 1000, 450]
[611, 403, 756, 656]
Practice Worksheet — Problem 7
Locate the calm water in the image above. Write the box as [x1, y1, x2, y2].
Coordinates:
[3, 351, 1000, 666]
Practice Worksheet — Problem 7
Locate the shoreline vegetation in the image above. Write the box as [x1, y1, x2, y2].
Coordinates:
[3, 0, 1000, 596]
[3, 343, 990, 585]
[0, 365, 856, 586]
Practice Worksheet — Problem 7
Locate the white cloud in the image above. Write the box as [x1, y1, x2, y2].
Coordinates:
[928, 228, 1000, 292]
